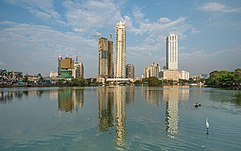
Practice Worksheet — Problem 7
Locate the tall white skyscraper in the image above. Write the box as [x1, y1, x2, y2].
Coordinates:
[114, 21, 126, 78]
[166, 33, 178, 70]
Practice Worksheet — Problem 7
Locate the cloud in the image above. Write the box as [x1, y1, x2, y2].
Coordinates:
[0, 21, 97, 76]
[199, 2, 241, 13]
[63, 0, 122, 33]
[124, 14, 197, 56]
[179, 45, 241, 76]
[4, 0, 65, 25]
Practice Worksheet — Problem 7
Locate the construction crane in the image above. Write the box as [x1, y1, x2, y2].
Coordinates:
[94, 32, 101, 40]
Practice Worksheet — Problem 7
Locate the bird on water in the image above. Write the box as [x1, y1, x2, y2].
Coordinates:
[206, 118, 209, 134]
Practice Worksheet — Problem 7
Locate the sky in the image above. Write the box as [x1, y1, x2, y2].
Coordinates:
[0, 0, 241, 78]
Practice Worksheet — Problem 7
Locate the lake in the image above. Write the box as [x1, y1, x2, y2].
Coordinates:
[0, 86, 241, 151]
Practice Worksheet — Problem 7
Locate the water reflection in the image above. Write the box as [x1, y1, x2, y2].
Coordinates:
[114, 86, 127, 149]
[163, 86, 189, 138]
[0, 89, 49, 103]
[58, 88, 84, 112]
[0, 91, 23, 103]
[143, 87, 161, 106]
[97, 86, 132, 150]
[125, 86, 135, 105]
[98, 87, 114, 131]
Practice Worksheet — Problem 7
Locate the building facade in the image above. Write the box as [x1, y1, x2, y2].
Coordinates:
[98, 37, 109, 78]
[166, 34, 178, 70]
[114, 21, 126, 78]
[98, 35, 113, 78]
[74, 62, 84, 79]
[58, 57, 84, 79]
[126, 64, 135, 80]
[108, 35, 113, 78]
[144, 63, 160, 78]
[160, 70, 180, 81]
[179, 70, 189, 80]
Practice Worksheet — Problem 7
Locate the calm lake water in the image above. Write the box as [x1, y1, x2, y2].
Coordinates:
[0, 86, 241, 151]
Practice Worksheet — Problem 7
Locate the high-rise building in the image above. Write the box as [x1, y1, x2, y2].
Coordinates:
[74, 62, 84, 79]
[98, 37, 109, 78]
[144, 63, 160, 78]
[59, 57, 74, 70]
[98, 35, 113, 78]
[114, 21, 126, 78]
[108, 35, 113, 78]
[126, 64, 135, 80]
[58, 57, 75, 78]
[166, 34, 178, 70]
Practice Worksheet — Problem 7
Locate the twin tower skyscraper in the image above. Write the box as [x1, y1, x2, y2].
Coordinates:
[98, 21, 126, 79]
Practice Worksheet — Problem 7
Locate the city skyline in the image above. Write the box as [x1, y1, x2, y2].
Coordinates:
[0, 0, 241, 77]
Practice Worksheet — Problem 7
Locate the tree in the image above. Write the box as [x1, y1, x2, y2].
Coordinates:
[23, 75, 28, 82]
[147, 77, 160, 86]
[206, 69, 241, 88]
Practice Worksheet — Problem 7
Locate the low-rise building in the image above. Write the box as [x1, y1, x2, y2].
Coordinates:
[179, 70, 189, 80]
[160, 70, 180, 81]
[144, 63, 160, 78]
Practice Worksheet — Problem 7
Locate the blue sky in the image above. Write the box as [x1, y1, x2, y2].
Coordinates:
[0, 0, 241, 77]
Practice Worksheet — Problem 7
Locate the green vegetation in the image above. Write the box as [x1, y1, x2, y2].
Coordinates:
[134, 77, 179, 87]
[205, 68, 241, 89]
[66, 78, 88, 86]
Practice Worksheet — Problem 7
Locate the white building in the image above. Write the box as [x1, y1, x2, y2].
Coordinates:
[114, 21, 126, 78]
[179, 70, 189, 80]
[144, 63, 160, 78]
[73, 62, 84, 79]
[50, 72, 58, 78]
[166, 34, 178, 70]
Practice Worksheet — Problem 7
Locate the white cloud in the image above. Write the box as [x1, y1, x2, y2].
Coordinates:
[0, 21, 97, 76]
[63, 0, 122, 33]
[124, 14, 197, 56]
[199, 2, 241, 13]
[179, 45, 241, 76]
[159, 17, 171, 23]
[4, 0, 65, 25]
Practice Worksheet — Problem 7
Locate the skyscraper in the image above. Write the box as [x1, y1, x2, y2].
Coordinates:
[126, 64, 135, 80]
[108, 35, 113, 78]
[166, 34, 178, 70]
[115, 21, 126, 78]
[98, 35, 113, 78]
[98, 37, 109, 78]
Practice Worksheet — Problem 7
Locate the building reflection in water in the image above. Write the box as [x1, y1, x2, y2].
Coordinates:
[0, 88, 84, 112]
[58, 88, 84, 112]
[0, 89, 48, 103]
[143, 87, 161, 106]
[98, 87, 114, 131]
[97, 86, 134, 150]
[114, 86, 126, 149]
[125, 86, 134, 105]
[163, 86, 189, 138]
